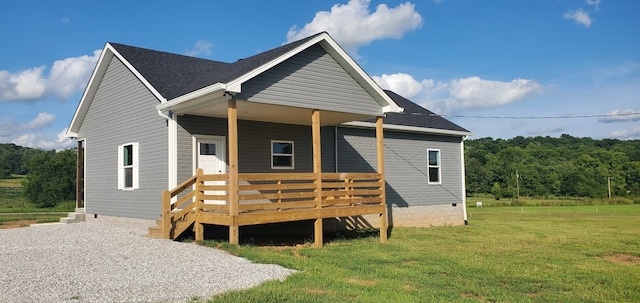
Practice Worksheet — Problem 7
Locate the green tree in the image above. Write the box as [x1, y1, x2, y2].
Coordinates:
[22, 149, 76, 208]
[0, 155, 10, 178]
[491, 182, 502, 200]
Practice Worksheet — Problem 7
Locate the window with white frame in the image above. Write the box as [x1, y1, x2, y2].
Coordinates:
[427, 149, 441, 184]
[271, 140, 294, 169]
[118, 142, 139, 189]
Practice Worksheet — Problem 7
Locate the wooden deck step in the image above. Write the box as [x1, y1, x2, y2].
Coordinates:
[147, 226, 162, 239]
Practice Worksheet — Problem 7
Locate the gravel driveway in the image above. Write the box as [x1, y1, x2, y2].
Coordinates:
[0, 220, 295, 303]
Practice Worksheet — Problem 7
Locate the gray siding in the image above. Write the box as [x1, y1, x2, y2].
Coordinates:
[337, 127, 464, 208]
[176, 115, 335, 180]
[76, 57, 167, 219]
[236, 44, 381, 116]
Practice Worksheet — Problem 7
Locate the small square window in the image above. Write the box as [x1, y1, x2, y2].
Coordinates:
[271, 141, 294, 169]
[200, 143, 216, 155]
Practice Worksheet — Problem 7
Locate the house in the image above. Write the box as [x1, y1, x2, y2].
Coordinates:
[66, 32, 471, 246]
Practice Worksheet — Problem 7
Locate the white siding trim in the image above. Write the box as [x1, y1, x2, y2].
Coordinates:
[117, 145, 123, 189]
[118, 142, 139, 190]
[341, 121, 472, 137]
[168, 114, 177, 190]
[460, 138, 468, 222]
[132, 142, 139, 189]
[67, 44, 167, 137]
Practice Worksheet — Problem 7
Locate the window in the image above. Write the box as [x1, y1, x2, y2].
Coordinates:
[271, 140, 294, 169]
[200, 143, 216, 155]
[118, 142, 139, 190]
[427, 149, 441, 184]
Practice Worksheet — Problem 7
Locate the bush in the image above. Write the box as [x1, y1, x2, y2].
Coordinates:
[22, 149, 76, 208]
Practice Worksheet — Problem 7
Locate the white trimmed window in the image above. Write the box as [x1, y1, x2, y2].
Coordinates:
[118, 142, 139, 190]
[271, 140, 294, 169]
[427, 149, 441, 184]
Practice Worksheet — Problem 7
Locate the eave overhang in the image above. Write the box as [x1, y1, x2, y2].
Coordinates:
[341, 121, 473, 137]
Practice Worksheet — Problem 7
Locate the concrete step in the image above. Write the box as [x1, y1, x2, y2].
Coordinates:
[60, 212, 85, 224]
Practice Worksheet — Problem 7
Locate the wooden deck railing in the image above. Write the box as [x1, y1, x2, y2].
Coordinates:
[160, 169, 385, 241]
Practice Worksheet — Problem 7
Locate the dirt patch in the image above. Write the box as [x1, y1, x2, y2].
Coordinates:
[0, 220, 39, 229]
[304, 288, 332, 295]
[401, 285, 417, 291]
[461, 292, 485, 302]
[600, 254, 640, 265]
[346, 278, 377, 286]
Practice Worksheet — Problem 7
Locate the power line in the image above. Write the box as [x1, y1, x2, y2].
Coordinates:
[433, 112, 640, 120]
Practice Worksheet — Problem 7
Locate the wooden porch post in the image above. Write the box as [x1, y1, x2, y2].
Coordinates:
[161, 190, 171, 239]
[228, 99, 240, 245]
[194, 168, 204, 241]
[376, 116, 388, 243]
[312, 109, 323, 248]
[76, 140, 84, 209]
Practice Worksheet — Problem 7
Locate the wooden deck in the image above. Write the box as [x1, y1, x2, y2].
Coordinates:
[148, 169, 388, 246]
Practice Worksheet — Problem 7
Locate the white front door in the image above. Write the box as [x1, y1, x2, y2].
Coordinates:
[196, 136, 226, 205]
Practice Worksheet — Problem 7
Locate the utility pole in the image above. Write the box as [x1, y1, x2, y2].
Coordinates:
[516, 170, 520, 202]
[607, 177, 612, 200]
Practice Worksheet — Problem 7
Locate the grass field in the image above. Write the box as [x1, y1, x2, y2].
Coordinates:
[199, 204, 640, 303]
[0, 176, 74, 227]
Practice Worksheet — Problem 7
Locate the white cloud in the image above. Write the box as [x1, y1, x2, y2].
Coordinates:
[0, 50, 101, 102]
[610, 128, 640, 139]
[373, 72, 544, 114]
[286, 0, 422, 55]
[598, 109, 640, 123]
[372, 73, 433, 98]
[0, 113, 73, 150]
[23, 112, 55, 129]
[185, 40, 214, 57]
[563, 9, 592, 28]
[0, 66, 47, 101]
[11, 128, 74, 150]
[586, 0, 601, 10]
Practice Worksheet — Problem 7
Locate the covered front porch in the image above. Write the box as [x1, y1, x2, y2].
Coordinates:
[150, 98, 389, 247]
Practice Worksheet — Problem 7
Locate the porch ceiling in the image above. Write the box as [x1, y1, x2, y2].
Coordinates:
[165, 94, 374, 126]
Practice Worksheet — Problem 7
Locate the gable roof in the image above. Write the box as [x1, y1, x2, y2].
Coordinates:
[67, 32, 403, 137]
[108, 33, 321, 100]
[344, 90, 472, 137]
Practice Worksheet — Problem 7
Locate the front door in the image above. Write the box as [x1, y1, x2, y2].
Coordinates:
[196, 136, 226, 205]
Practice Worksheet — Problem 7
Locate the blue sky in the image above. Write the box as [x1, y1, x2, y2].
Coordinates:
[1, 0, 638, 150]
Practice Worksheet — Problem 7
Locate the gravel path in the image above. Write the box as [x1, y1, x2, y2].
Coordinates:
[0, 221, 295, 303]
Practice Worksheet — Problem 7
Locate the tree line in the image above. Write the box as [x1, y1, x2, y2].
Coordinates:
[0, 143, 76, 207]
[465, 135, 640, 199]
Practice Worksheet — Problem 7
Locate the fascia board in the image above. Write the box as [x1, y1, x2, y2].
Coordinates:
[156, 83, 227, 112]
[225, 32, 402, 115]
[224, 34, 330, 93]
[66, 43, 168, 138]
[108, 44, 167, 103]
[318, 38, 403, 115]
[341, 121, 473, 137]
[66, 44, 113, 137]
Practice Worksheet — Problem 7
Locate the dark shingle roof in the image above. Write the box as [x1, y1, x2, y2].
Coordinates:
[109, 34, 468, 134]
[372, 90, 470, 133]
[109, 33, 323, 100]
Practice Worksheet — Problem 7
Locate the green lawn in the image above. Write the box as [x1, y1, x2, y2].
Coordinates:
[200, 204, 640, 303]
